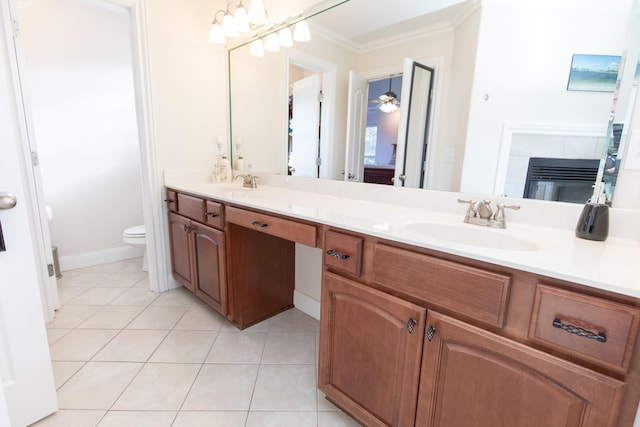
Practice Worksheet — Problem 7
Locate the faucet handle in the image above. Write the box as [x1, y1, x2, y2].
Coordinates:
[477, 199, 493, 219]
[493, 203, 520, 222]
[457, 198, 475, 205]
[236, 174, 258, 188]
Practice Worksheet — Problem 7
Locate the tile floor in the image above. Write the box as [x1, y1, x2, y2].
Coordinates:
[35, 257, 360, 427]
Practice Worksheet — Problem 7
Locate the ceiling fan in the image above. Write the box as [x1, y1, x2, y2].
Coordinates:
[369, 77, 400, 113]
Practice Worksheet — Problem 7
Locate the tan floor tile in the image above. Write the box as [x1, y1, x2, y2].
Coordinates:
[172, 411, 247, 427]
[30, 409, 106, 427]
[109, 287, 159, 306]
[151, 287, 196, 307]
[46, 305, 103, 329]
[97, 271, 147, 288]
[250, 365, 317, 411]
[112, 363, 200, 411]
[46, 328, 72, 346]
[67, 287, 127, 305]
[173, 304, 226, 331]
[77, 305, 145, 329]
[57, 362, 143, 409]
[49, 329, 119, 361]
[268, 309, 319, 332]
[261, 332, 316, 364]
[182, 364, 259, 411]
[125, 305, 188, 330]
[318, 410, 362, 426]
[97, 410, 176, 426]
[245, 411, 317, 427]
[57, 271, 112, 287]
[133, 275, 151, 288]
[92, 329, 168, 362]
[149, 330, 217, 363]
[57, 287, 89, 305]
[51, 361, 85, 389]
[206, 331, 267, 364]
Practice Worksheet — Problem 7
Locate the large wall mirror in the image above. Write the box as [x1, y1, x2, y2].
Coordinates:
[228, 0, 639, 206]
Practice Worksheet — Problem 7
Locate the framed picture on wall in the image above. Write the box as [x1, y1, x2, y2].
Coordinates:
[567, 54, 620, 92]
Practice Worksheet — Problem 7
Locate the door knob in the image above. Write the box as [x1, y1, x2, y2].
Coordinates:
[0, 192, 17, 210]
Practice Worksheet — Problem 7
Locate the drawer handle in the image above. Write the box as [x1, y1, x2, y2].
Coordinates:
[251, 221, 268, 228]
[206, 212, 219, 218]
[164, 199, 175, 204]
[326, 249, 350, 260]
[552, 318, 607, 343]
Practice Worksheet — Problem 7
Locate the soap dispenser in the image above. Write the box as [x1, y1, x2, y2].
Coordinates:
[216, 141, 232, 182]
[575, 182, 609, 241]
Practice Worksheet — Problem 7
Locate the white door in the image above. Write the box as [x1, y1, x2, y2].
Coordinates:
[290, 74, 321, 177]
[0, 0, 58, 425]
[344, 70, 368, 182]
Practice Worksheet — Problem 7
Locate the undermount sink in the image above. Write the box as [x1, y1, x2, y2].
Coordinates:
[404, 222, 539, 252]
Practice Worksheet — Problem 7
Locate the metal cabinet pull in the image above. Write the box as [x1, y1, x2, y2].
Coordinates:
[326, 249, 350, 260]
[426, 325, 436, 341]
[407, 318, 417, 334]
[552, 318, 606, 343]
[206, 212, 219, 218]
[251, 221, 268, 228]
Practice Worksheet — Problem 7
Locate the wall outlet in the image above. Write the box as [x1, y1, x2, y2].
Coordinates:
[622, 129, 640, 171]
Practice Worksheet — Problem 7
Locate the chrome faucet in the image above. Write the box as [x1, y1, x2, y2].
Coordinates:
[457, 199, 520, 228]
[236, 174, 258, 188]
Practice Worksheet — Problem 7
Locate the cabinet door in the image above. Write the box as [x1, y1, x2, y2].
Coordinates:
[191, 222, 227, 315]
[417, 311, 625, 427]
[319, 272, 426, 427]
[168, 212, 194, 292]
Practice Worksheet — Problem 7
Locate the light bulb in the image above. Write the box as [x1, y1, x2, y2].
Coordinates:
[234, 5, 250, 32]
[249, 39, 264, 57]
[209, 22, 226, 44]
[278, 27, 293, 47]
[248, 0, 267, 26]
[293, 20, 311, 42]
[222, 13, 238, 37]
[264, 32, 280, 52]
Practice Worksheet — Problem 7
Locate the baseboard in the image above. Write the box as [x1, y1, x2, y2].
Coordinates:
[293, 290, 320, 321]
[59, 246, 144, 271]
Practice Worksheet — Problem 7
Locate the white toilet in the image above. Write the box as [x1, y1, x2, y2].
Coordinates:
[123, 225, 148, 271]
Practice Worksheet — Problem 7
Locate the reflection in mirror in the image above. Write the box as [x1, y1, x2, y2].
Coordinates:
[228, 0, 637, 206]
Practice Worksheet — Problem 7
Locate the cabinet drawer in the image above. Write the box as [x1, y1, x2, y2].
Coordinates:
[177, 193, 206, 222]
[372, 244, 511, 328]
[165, 189, 178, 212]
[226, 206, 317, 246]
[204, 200, 224, 229]
[324, 231, 363, 277]
[529, 285, 640, 371]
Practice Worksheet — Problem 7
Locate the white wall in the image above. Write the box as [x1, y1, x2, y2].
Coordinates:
[460, 0, 631, 197]
[20, 0, 143, 262]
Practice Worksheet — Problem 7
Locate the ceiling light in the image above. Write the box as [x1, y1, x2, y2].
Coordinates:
[293, 20, 311, 42]
[249, 39, 264, 57]
[278, 27, 293, 47]
[248, 0, 267, 26]
[264, 33, 280, 52]
[379, 102, 398, 113]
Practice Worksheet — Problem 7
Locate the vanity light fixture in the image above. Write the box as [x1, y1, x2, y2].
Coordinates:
[249, 38, 265, 57]
[264, 32, 280, 52]
[208, 0, 267, 45]
[278, 27, 293, 47]
[293, 19, 311, 42]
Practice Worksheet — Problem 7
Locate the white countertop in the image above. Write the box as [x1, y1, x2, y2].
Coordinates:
[164, 171, 640, 299]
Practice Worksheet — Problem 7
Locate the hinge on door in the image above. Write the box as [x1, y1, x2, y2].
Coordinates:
[11, 20, 19, 37]
[315, 157, 322, 166]
[47, 263, 55, 277]
[31, 151, 39, 166]
[318, 91, 324, 103]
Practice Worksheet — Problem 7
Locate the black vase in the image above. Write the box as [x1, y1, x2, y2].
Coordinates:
[575, 203, 609, 241]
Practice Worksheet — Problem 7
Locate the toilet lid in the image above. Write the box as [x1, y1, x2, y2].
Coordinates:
[123, 225, 145, 238]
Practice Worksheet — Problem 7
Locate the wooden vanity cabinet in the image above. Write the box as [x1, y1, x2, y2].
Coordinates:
[319, 227, 639, 427]
[167, 192, 227, 315]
